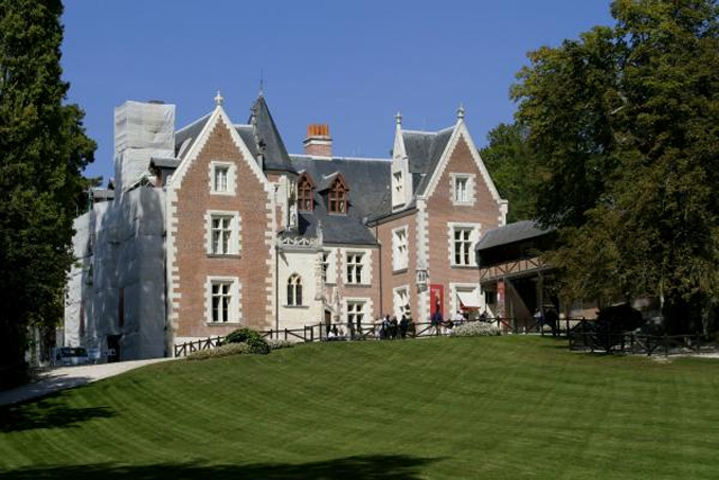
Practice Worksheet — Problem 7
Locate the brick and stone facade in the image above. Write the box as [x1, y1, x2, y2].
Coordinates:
[64, 93, 507, 359]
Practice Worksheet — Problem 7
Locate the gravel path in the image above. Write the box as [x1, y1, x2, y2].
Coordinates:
[0, 358, 174, 406]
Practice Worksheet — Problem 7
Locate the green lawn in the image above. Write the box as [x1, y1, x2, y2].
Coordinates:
[1, 336, 719, 479]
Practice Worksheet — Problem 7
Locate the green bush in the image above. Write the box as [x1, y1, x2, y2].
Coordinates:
[187, 342, 251, 361]
[225, 328, 262, 345]
[451, 321, 501, 337]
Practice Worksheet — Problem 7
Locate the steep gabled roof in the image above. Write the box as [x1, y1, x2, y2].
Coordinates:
[249, 95, 296, 174]
[174, 113, 212, 158]
[402, 126, 454, 197]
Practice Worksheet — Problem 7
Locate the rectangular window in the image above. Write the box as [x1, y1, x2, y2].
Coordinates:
[346, 252, 364, 284]
[393, 227, 408, 271]
[211, 281, 232, 323]
[455, 177, 468, 203]
[394, 287, 410, 319]
[453, 227, 473, 266]
[321, 251, 329, 283]
[347, 301, 366, 325]
[214, 166, 229, 192]
[211, 215, 233, 254]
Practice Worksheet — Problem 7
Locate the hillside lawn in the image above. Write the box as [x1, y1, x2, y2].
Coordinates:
[1, 336, 718, 479]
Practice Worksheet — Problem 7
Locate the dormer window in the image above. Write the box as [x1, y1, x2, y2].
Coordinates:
[328, 177, 348, 214]
[297, 173, 315, 212]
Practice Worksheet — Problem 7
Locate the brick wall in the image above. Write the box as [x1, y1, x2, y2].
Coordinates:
[376, 212, 419, 319]
[425, 134, 502, 318]
[173, 119, 273, 337]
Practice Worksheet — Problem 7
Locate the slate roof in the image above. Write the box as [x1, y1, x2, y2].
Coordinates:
[291, 155, 391, 245]
[175, 113, 211, 159]
[402, 127, 454, 196]
[248, 95, 296, 174]
[150, 157, 181, 169]
[476, 220, 554, 251]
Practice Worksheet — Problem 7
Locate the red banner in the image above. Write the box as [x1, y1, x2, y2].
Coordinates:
[429, 284, 444, 319]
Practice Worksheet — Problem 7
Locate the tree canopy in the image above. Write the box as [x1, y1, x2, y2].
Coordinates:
[511, 0, 719, 333]
[0, 0, 95, 386]
[480, 122, 546, 223]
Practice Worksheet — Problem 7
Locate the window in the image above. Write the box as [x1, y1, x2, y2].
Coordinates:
[211, 281, 232, 323]
[214, 166, 229, 192]
[451, 173, 474, 206]
[394, 287, 411, 319]
[321, 251, 329, 283]
[210, 162, 234, 195]
[453, 227, 473, 266]
[329, 180, 348, 214]
[298, 175, 314, 212]
[287, 274, 303, 306]
[211, 215, 233, 254]
[346, 252, 364, 284]
[207, 211, 241, 255]
[392, 227, 409, 271]
[346, 300, 366, 325]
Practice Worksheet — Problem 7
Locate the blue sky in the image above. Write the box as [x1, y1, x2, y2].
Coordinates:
[62, 1, 613, 182]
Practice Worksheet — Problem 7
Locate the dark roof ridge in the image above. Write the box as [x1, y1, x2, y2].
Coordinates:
[289, 153, 390, 162]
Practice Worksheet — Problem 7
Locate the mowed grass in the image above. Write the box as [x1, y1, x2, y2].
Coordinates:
[2, 336, 719, 480]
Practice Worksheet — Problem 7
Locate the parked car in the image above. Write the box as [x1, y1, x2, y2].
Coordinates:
[53, 347, 90, 366]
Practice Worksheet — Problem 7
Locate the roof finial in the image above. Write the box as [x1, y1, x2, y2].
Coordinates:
[457, 103, 465, 120]
[259, 68, 264, 97]
[395, 111, 402, 126]
[214, 90, 224, 107]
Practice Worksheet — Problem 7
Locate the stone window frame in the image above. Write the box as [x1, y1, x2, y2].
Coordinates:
[205, 210, 241, 256]
[209, 161, 236, 196]
[344, 297, 369, 327]
[345, 251, 365, 285]
[392, 226, 409, 272]
[321, 249, 337, 285]
[450, 173, 476, 206]
[447, 222, 480, 268]
[393, 285, 411, 319]
[287, 273, 303, 306]
[205, 276, 241, 325]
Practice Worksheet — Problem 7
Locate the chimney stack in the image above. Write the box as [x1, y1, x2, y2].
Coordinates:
[303, 124, 332, 157]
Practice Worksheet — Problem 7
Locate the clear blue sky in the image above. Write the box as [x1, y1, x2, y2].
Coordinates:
[62, 1, 613, 182]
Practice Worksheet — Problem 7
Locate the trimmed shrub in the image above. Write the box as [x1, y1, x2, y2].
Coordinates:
[246, 336, 270, 355]
[451, 321, 501, 337]
[225, 328, 263, 345]
[267, 339, 295, 350]
[187, 342, 251, 361]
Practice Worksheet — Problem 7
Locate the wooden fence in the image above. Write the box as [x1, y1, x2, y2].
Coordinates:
[569, 330, 716, 356]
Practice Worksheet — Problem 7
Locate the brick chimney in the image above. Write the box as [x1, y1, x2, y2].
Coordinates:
[303, 124, 332, 157]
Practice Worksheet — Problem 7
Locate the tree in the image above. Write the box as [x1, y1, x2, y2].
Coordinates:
[480, 122, 545, 223]
[0, 0, 95, 387]
[512, 0, 719, 334]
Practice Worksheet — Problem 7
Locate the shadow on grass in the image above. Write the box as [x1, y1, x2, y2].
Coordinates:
[0, 400, 115, 433]
[0, 455, 442, 480]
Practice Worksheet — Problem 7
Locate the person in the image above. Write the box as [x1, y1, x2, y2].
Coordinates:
[544, 307, 559, 337]
[328, 327, 338, 340]
[479, 309, 488, 322]
[390, 316, 399, 339]
[399, 314, 409, 339]
[533, 308, 545, 333]
[356, 317, 363, 337]
[452, 310, 464, 327]
[431, 310, 443, 336]
[347, 316, 355, 340]
[382, 315, 391, 340]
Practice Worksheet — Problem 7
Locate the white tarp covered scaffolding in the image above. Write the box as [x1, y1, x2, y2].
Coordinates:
[64, 176, 168, 361]
[114, 101, 175, 192]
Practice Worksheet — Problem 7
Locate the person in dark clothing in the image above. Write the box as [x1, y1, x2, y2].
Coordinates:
[399, 315, 409, 339]
[544, 308, 559, 337]
[431, 310, 443, 336]
[390, 316, 399, 339]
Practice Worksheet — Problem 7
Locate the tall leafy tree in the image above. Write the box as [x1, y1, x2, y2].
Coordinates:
[0, 0, 95, 387]
[512, 0, 719, 333]
[480, 122, 545, 223]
